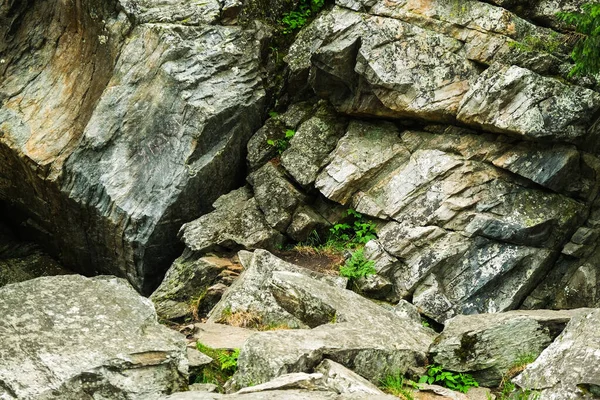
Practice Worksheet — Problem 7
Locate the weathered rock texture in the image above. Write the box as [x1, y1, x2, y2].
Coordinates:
[430, 309, 585, 386]
[218, 252, 435, 390]
[514, 308, 600, 398]
[0, 275, 188, 399]
[0, 0, 267, 293]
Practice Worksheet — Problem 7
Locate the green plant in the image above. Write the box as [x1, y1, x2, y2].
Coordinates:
[327, 208, 377, 248]
[339, 248, 376, 280]
[218, 348, 240, 372]
[419, 365, 479, 393]
[557, 2, 600, 76]
[267, 129, 295, 154]
[195, 342, 241, 389]
[497, 381, 540, 400]
[380, 372, 414, 400]
[268, 110, 279, 119]
[280, 0, 325, 34]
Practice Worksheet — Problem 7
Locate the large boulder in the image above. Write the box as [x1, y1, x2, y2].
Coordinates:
[207, 250, 347, 329]
[430, 309, 586, 386]
[514, 308, 600, 398]
[222, 257, 435, 389]
[0, 0, 267, 294]
[0, 275, 188, 399]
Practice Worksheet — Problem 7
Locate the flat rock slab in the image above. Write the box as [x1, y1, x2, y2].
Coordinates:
[0, 275, 188, 399]
[514, 308, 600, 398]
[162, 389, 397, 399]
[193, 322, 255, 350]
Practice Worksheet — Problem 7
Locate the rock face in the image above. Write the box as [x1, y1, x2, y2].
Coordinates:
[514, 309, 600, 398]
[0, 275, 188, 399]
[430, 310, 585, 386]
[0, 0, 267, 294]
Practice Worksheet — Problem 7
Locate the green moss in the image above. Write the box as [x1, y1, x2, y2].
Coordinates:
[454, 333, 478, 363]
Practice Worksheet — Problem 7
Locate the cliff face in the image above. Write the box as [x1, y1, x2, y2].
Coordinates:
[0, 0, 267, 293]
[1, 0, 600, 307]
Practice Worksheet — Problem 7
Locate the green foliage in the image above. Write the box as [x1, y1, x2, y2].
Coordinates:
[419, 365, 479, 393]
[327, 208, 377, 248]
[339, 248, 376, 279]
[380, 372, 414, 400]
[497, 381, 540, 400]
[218, 348, 240, 372]
[195, 342, 241, 389]
[281, 0, 325, 34]
[557, 3, 600, 76]
[267, 129, 295, 154]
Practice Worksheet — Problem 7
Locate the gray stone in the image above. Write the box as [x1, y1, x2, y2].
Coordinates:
[236, 373, 331, 394]
[314, 359, 385, 395]
[514, 309, 600, 399]
[315, 120, 407, 205]
[193, 322, 255, 350]
[235, 359, 385, 395]
[247, 163, 308, 231]
[226, 267, 434, 389]
[179, 187, 284, 255]
[189, 383, 219, 392]
[0, 2, 267, 294]
[119, 0, 222, 25]
[208, 250, 347, 329]
[431, 309, 586, 386]
[151, 255, 242, 321]
[0, 275, 188, 399]
[281, 102, 347, 187]
[229, 321, 433, 391]
[286, 206, 331, 242]
[246, 102, 315, 171]
[393, 300, 422, 323]
[457, 64, 600, 144]
[162, 389, 397, 399]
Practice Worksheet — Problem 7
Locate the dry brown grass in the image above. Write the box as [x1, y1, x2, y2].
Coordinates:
[217, 310, 263, 328]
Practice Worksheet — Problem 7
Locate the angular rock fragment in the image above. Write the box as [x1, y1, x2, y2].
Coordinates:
[247, 163, 308, 231]
[431, 309, 585, 386]
[223, 262, 434, 389]
[514, 309, 600, 398]
[151, 255, 243, 321]
[179, 187, 284, 255]
[0, 275, 188, 399]
[207, 250, 347, 328]
[281, 102, 347, 187]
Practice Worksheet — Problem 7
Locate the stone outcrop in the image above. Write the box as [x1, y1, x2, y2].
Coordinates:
[514, 308, 600, 398]
[0, 275, 188, 399]
[0, 0, 268, 294]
